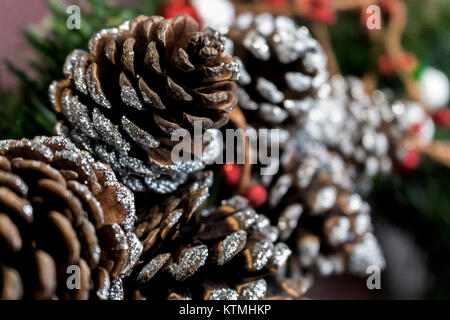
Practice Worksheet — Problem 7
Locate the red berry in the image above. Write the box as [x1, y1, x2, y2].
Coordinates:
[222, 163, 242, 187]
[378, 55, 395, 76]
[396, 52, 416, 72]
[310, 9, 336, 24]
[401, 150, 420, 170]
[297, 0, 336, 24]
[265, 0, 289, 8]
[243, 184, 267, 208]
[411, 122, 422, 135]
[160, 0, 202, 25]
[432, 108, 450, 127]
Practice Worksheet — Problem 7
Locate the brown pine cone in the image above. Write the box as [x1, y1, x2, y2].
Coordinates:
[49, 14, 239, 194]
[128, 186, 305, 300]
[0, 136, 141, 300]
[227, 13, 328, 127]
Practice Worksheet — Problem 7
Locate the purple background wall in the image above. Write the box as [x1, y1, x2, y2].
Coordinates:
[0, 0, 47, 89]
[0, 0, 138, 89]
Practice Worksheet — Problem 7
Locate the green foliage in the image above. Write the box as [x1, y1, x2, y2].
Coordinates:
[0, 0, 162, 139]
[329, 0, 450, 93]
[403, 0, 450, 79]
[328, 10, 377, 77]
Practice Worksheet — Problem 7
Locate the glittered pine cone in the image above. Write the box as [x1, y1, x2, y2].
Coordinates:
[252, 136, 385, 277]
[300, 75, 394, 191]
[291, 173, 385, 277]
[227, 13, 328, 127]
[127, 186, 305, 300]
[50, 14, 239, 194]
[301, 75, 435, 191]
[0, 136, 141, 300]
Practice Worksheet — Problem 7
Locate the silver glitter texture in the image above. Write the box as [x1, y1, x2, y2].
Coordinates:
[92, 108, 130, 152]
[312, 186, 337, 213]
[120, 78, 143, 110]
[243, 30, 270, 61]
[232, 208, 258, 229]
[285, 72, 312, 92]
[169, 245, 208, 281]
[218, 230, 247, 265]
[256, 78, 284, 104]
[268, 242, 291, 270]
[61, 89, 99, 139]
[207, 288, 239, 300]
[239, 279, 267, 300]
[121, 116, 159, 150]
[86, 64, 112, 109]
[249, 240, 274, 271]
[108, 278, 124, 300]
[347, 233, 386, 276]
[137, 253, 170, 283]
[278, 204, 303, 241]
[258, 103, 288, 124]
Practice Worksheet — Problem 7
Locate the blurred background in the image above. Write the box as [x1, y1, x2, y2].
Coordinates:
[0, 0, 449, 299]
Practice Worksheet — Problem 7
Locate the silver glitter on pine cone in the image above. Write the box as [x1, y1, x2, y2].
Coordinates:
[128, 190, 301, 300]
[243, 87, 387, 277]
[0, 136, 141, 300]
[49, 15, 239, 194]
[227, 13, 328, 126]
[301, 75, 435, 192]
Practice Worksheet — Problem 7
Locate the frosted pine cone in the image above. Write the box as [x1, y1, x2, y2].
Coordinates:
[50, 14, 239, 194]
[301, 75, 393, 191]
[128, 188, 306, 300]
[0, 137, 141, 300]
[242, 130, 385, 277]
[225, 14, 385, 278]
[227, 13, 328, 127]
[302, 75, 435, 191]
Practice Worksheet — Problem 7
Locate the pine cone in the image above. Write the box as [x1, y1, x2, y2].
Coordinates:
[301, 75, 435, 190]
[250, 129, 386, 277]
[299, 75, 393, 191]
[224, 14, 384, 278]
[227, 13, 328, 127]
[128, 183, 306, 300]
[49, 14, 239, 194]
[0, 136, 141, 300]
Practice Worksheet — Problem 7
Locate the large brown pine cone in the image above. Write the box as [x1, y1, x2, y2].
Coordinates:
[128, 180, 308, 300]
[227, 13, 328, 127]
[49, 14, 239, 194]
[0, 136, 141, 300]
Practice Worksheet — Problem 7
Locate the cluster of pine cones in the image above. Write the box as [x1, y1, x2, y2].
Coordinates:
[1, 13, 430, 300]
